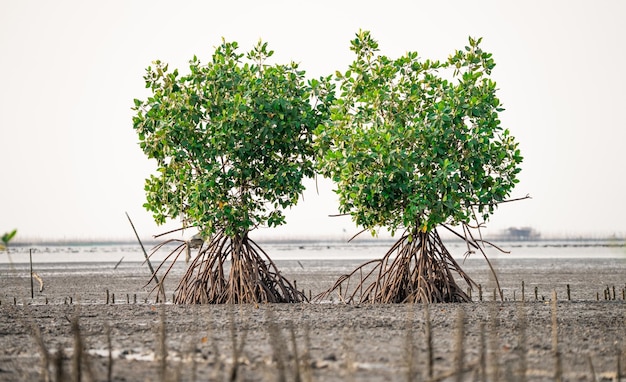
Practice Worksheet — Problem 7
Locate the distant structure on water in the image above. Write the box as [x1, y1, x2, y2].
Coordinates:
[503, 227, 541, 241]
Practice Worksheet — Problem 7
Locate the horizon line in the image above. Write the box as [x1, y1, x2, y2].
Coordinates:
[8, 233, 626, 247]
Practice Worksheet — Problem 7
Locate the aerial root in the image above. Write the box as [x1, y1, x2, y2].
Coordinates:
[152, 231, 306, 304]
[316, 229, 476, 304]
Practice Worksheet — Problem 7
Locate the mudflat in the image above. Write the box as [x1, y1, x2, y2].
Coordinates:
[0, 257, 624, 381]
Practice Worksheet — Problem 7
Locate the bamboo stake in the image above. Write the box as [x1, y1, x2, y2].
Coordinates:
[158, 305, 167, 382]
[517, 302, 528, 382]
[54, 344, 64, 382]
[106, 323, 112, 382]
[425, 305, 433, 381]
[29, 249, 34, 299]
[587, 355, 597, 382]
[617, 348, 622, 382]
[126, 212, 165, 302]
[31, 322, 50, 382]
[454, 309, 465, 382]
[71, 312, 83, 382]
[289, 322, 301, 382]
[479, 322, 486, 382]
[551, 290, 562, 382]
[301, 323, 313, 382]
[488, 301, 500, 381]
[404, 304, 417, 382]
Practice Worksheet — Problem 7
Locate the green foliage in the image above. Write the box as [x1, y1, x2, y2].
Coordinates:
[133, 40, 334, 237]
[315, 31, 523, 234]
[1, 229, 17, 250]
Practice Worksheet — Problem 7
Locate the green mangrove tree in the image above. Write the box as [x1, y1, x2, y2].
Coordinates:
[315, 31, 523, 303]
[132, 40, 333, 303]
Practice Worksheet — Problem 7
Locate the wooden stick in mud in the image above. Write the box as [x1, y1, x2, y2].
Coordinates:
[425, 305, 434, 380]
[617, 348, 623, 381]
[404, 305, 417, 381]
[289, 322, 301, 382]
[158, 306, 167, 381]
[30, 321, 50, 382]
[612, 285, 616, 300]
[126, 212, 165, 301]
[551, 290, 562, 381]
[30, 249, 34, 299]
[106, 323, 113, 382]
[587, 356, 597, 381]
[454, 309, 465, 382]
[516, 302, 528, 382]
[479, 322, 486, 382]
[488, 301, 500, 380]
[71, 312, 83, 381]
[114, 256, 124, 270]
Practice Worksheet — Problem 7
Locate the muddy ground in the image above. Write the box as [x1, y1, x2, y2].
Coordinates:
[0, 257, 625, 381]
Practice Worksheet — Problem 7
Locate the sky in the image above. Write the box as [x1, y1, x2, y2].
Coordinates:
[1, 1, 625, 242]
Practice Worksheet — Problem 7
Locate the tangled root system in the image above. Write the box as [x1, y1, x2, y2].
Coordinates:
[148, 230, 306, 304]
[317, 229, 480, 304]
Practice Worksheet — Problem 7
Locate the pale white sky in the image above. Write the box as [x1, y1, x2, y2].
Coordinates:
[1, 1, 625, 241]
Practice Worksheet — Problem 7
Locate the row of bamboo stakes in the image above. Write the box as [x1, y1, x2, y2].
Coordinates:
[469, 281, 626, 302]
[4, 246, 626, 305]
[12, 287, 624, 382]
[2, 281, 626, 306]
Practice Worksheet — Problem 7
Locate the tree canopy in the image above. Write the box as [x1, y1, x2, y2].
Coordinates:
[315, 31, 523, 235]
[132, 40, 333, 238]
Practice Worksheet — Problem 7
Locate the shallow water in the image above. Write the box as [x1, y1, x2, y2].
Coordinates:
[1, 238, 624, 264]
[1, 240, 624, 310]
[1, 240, 624, 296]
